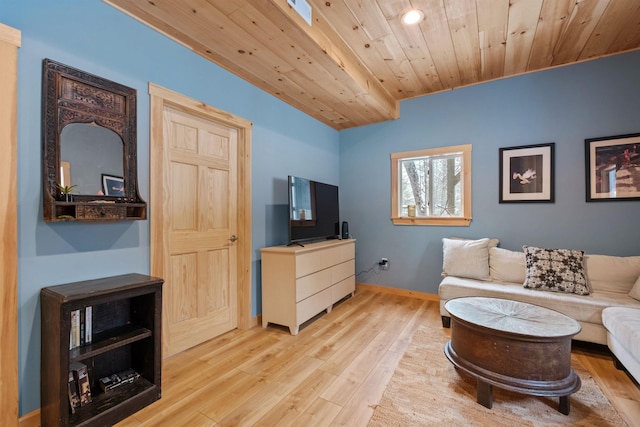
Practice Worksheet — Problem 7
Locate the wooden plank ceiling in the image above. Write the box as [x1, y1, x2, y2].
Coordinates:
[105, 0, 640, 130]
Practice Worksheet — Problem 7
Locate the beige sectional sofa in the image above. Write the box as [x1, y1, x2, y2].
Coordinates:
[602, 307, 640, 384]
[438, 238, 640, 382]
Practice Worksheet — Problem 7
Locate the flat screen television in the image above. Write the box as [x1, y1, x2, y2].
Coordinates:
[288, 175, 340, 245]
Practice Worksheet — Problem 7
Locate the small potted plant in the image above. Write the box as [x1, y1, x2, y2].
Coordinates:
[58, 184, 77, 202]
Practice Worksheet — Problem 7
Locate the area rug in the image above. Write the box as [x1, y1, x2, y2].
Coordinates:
[369, 324, 628, 426]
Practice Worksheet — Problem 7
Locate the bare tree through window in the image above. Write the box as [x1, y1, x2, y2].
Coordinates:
[391, 145, 471, 226]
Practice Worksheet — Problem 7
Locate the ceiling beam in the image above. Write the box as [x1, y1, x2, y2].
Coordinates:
[104, 0, 399, 129]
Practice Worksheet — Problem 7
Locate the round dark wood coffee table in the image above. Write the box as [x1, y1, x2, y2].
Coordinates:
[444, 297, 581, 415]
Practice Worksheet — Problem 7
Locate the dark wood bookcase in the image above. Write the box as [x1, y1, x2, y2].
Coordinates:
[40, 273, 163, 427]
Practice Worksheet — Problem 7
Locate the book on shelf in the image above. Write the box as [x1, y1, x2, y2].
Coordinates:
[67, 370, 80, 414]
[70, 362, 92, 406]
[70, 309, 80, 349]
[79, 309, 85, 346]
[85, 305, 92, 344]
[69, 306, 92, 349]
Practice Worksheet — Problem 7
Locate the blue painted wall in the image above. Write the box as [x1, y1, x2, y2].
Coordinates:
[340, 51, 640, 294]
[4, 0, 640, 418]
[4, 1, 339, 416]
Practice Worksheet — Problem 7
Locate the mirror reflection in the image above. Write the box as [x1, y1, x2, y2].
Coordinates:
[59, 123, 124, 195]
[290, 176, 314, 220]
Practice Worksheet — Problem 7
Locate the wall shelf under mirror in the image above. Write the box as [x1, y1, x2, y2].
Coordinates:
[42, 59, 147, 222]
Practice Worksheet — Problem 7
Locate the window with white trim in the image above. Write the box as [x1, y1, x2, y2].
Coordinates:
[391, 144, 472, 226]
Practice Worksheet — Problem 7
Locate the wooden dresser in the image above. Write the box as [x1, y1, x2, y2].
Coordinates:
[261, 239, 355, 335]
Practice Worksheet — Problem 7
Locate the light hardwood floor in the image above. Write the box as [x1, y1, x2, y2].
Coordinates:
[116, 289, 640, 426]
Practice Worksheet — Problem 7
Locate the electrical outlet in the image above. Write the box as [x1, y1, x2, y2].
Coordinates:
[379, 257, 389, 270]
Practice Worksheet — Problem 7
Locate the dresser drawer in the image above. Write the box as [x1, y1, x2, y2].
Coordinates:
[296, 269, 331, 302]
[296, 288, 332, 324]
[338, 241, 355, 263]
[332, 259, 355, 284]
[331, 276, 355, 304]
[296, 246, 340, 277]
[77, 204, 126, 220]
[295, 241, 355, 277]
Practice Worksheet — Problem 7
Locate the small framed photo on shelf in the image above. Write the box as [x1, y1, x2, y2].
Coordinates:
[102, 174, 125, 196]
[585, 133, 640, 202]
[499, 143, 555, 203]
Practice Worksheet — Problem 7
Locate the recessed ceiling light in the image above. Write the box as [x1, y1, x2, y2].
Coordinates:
[402, 9, 424, 26]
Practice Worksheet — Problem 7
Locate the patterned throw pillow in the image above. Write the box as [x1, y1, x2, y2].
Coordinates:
[523, 246, 590, 295]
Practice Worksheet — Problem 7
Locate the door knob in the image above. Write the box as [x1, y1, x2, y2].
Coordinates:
[229, 235, 238, 242]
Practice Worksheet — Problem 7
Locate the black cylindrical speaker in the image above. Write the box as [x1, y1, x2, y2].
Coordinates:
[341, 221, 349, 239]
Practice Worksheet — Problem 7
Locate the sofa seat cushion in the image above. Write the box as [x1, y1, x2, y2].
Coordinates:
[602, 307, 640, 361]
[439, 276, 640, 325]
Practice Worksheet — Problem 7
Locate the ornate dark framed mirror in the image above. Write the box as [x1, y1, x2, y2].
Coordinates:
[42, 59, 146, 221]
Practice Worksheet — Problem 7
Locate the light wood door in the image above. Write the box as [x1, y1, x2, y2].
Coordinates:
[149, 83, 253, 359]
[160, 105, 239, 357]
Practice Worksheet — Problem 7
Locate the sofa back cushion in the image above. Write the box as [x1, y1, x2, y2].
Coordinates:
[584, 254, 640, 294]
[442, 238, 491, 281]
[630, 276, 640, 301]
[489, 247, 526, 284]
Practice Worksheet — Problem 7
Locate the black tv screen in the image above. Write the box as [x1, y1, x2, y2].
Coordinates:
[288, 175, 340, 244]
